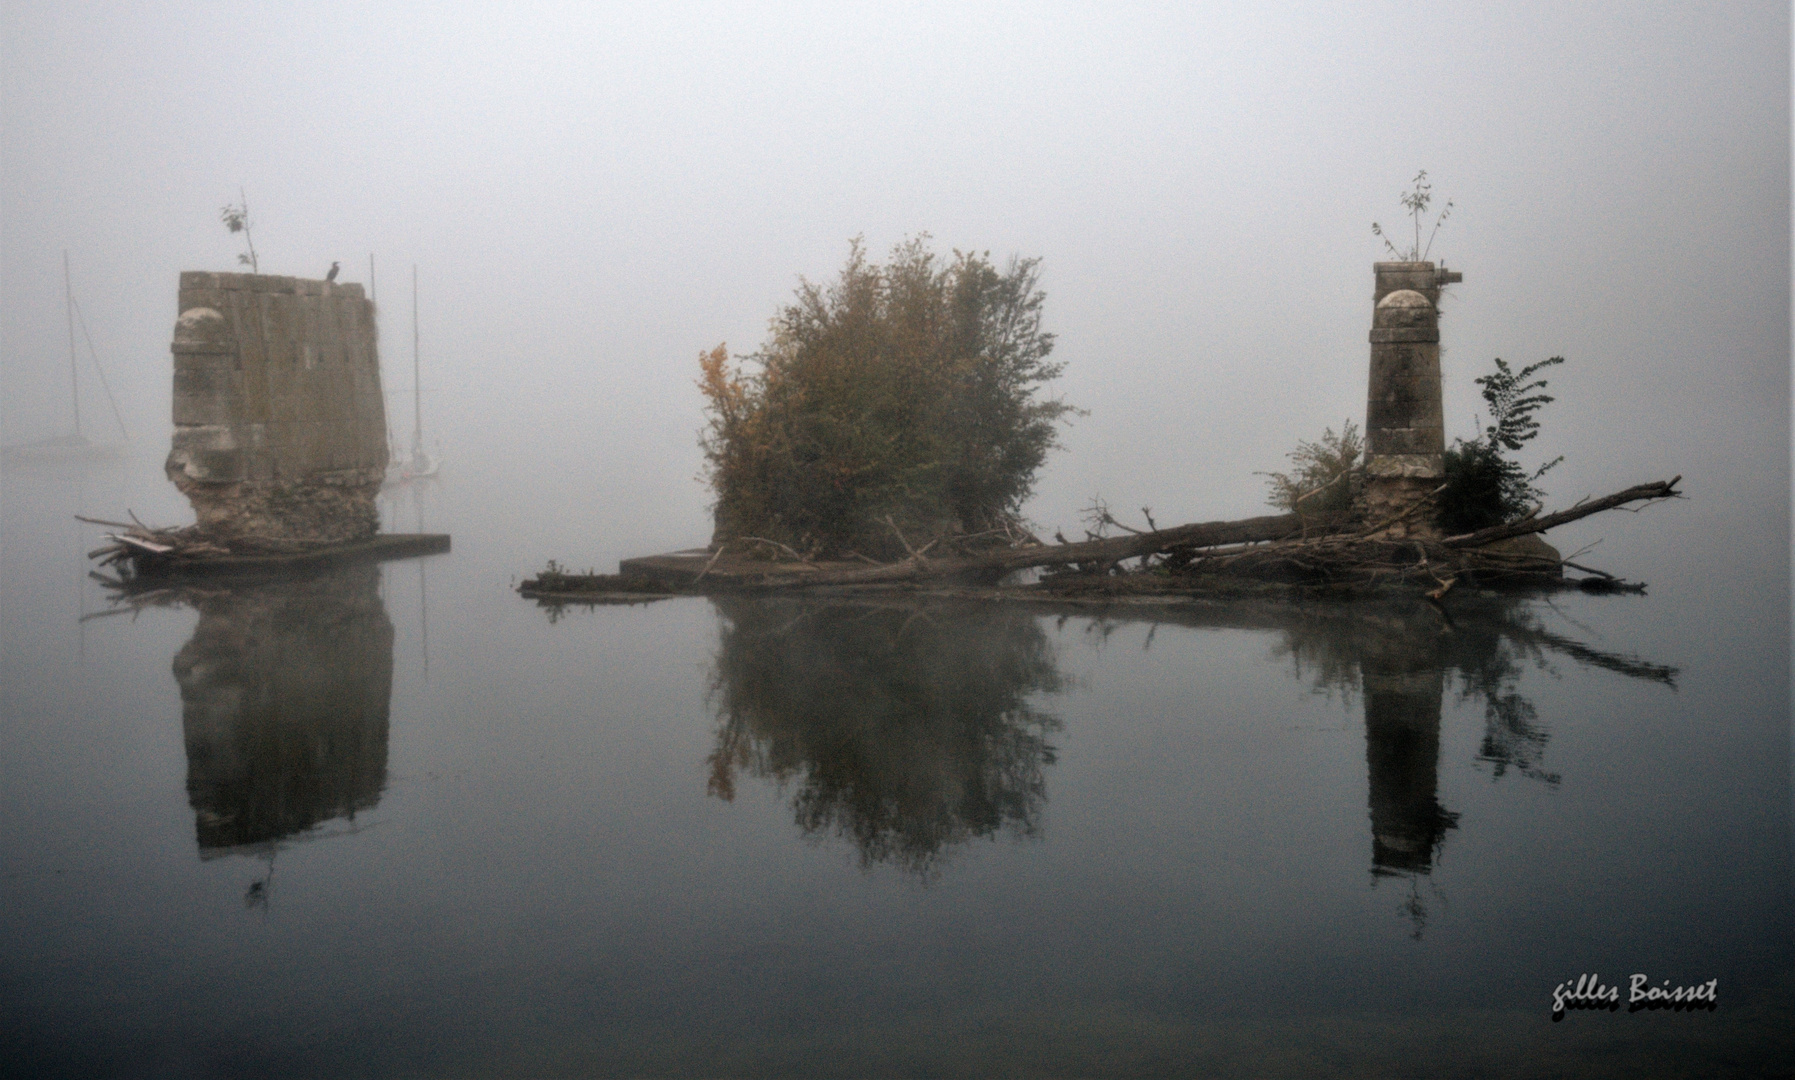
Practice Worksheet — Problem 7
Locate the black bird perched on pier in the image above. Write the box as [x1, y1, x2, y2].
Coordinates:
[325, 261, 340, 282]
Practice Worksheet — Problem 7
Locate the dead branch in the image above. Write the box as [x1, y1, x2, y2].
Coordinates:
[739, 512, 1318, 589]
[1355, 483, 1449, 538]
[1562, 560, 1618, 581]
[75, 514, 143, 531]
[108, 533, 174, 555]
[692, 544, 728, 585]
[884, 515, 929, 563]
[1291, 470, 1351, 508]
[738, 536, 812, 564]
[1099, 511, 1146, 536]
[1443, 478, 1680, 548]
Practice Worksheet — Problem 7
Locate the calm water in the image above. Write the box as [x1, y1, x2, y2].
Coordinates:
[2, 456, 1789, 1078]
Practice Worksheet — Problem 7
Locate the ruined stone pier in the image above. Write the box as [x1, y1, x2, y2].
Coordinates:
[167, 272, 388, 542]
[1365, 261, 1461, 536]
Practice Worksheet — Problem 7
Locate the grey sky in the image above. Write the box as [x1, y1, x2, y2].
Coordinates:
[2, 1, 1786, 575]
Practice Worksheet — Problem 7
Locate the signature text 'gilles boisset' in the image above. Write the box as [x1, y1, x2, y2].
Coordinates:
[1551, 974, 1719, 1019]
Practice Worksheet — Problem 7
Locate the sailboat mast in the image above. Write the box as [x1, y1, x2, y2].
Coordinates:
[411, 265, 422, 457]
[64, 251, 80, 438]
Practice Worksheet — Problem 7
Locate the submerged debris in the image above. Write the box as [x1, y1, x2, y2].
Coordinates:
[516, 561, 676, 605]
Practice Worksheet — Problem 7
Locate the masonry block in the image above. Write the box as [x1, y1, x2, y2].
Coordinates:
[1364, 262, 1459, 536]
[166, 272, 387, 541]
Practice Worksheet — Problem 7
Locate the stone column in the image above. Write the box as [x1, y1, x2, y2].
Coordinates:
[1364, 261, 1460, 536]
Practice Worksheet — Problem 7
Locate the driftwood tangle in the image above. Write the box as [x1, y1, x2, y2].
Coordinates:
[82, 515, 449, 585]
[523, 478, 1681, 601]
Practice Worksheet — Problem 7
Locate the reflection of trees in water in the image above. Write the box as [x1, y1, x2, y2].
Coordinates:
[1448, 619, 1562, 785]
[703, 590, 1674, 923]
[705, 598, 1064, 877]
[171, 566, 394, 857]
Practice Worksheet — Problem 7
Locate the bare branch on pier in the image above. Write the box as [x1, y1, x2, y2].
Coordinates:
[1443, 478, 1681, 548]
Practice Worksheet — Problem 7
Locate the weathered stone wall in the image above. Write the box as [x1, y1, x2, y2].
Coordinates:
[1364, 261, 1460, 536]
[167, 272, 387, 541]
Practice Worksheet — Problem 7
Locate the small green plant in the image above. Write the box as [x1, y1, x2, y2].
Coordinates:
[1262, 419, 1364, 518]
[1373, 171, 1453, 262]
[219, 186, 259, 273]
[1437, 357, 1565, 533]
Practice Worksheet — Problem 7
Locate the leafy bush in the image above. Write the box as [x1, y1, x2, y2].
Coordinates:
[1262, 420, 1363, 519]
[1436, 357, 1564, 533]
[699, 238, 1077, 558]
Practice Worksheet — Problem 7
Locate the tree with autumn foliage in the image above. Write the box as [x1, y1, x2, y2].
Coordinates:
[698, 238, 1077, 559]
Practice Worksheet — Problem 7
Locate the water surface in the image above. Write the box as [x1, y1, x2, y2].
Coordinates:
[2, 456, 1788, 1077]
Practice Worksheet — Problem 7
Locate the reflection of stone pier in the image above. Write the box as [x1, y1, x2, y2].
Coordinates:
[173, 566, 394, 855]
[1362, 661, 1458, 875]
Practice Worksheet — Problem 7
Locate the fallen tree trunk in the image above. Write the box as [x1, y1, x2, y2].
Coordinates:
[755, 477, 1680, 590]
[588, 478, 1682, 596]
[756, 512, 1323, 588]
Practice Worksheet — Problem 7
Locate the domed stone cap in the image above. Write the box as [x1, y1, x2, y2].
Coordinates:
[1374, 288, 1435, 328]
[174, 306, 230, 346]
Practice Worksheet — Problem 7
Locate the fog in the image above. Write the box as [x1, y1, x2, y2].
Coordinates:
[2, 1, 1787, 583]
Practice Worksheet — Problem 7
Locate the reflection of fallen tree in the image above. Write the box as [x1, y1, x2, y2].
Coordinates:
[1014, 589, 1674, 936]
[531, 478, 1680, 599]
[1501, 621, 1677, 689]
[1016, 590, 1678, 696]
[998, 589, 1677, 795]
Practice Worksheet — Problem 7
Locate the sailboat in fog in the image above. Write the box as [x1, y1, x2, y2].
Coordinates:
[2, 252, 130, 465]
[384, 263, 438, 486]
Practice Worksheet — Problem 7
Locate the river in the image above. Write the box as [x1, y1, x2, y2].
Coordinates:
[2, 451, 1787, 1078]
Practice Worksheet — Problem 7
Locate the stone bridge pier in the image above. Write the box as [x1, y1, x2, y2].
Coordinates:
[167, 272, 388, 541]
[1365, 261, 1460, 536]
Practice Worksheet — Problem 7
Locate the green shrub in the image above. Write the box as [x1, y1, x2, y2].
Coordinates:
[699, 238, 1077, 558]
[1436, 357, 1564, 534]
[1262, 420, 1364, 519]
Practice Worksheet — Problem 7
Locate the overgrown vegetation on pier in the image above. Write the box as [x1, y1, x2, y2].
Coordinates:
[521, 224, 1682, 607]
[1263, 355, 1567, 534]
[1437, 356, 1564, 532]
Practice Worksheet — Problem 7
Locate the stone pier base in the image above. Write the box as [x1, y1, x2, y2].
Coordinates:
[170, 471, 383, 543]
[1364, 473, 1443, 538]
